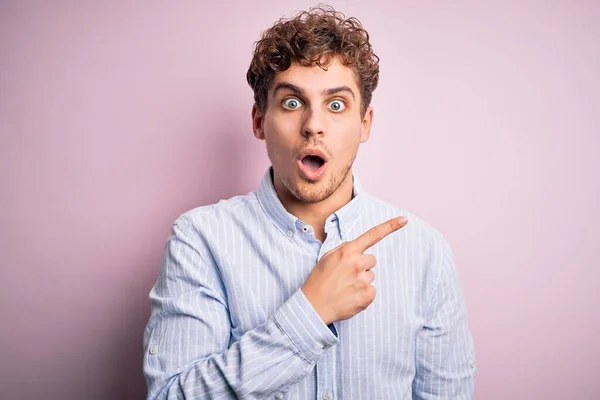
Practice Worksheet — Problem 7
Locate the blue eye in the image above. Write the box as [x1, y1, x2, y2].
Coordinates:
[328, 100, 346, 112]
[282, 98, 302, 110]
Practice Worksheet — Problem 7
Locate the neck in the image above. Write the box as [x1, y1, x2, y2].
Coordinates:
[273, 170, 354, 241]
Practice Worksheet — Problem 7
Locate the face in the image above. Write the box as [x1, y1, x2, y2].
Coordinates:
[252, 57, 373, 204]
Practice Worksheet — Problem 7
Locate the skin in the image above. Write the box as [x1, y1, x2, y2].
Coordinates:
[252, 55, 408, 323]
[301, 216, 407, 324]
[252, 56, 373, 242]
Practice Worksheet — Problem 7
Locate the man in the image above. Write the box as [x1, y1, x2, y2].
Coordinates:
[143, 6, 475, 399]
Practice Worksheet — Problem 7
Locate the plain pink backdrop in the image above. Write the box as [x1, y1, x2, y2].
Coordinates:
[1, 1, 599, 399]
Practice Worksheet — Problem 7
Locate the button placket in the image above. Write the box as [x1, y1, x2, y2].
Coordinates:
[316, 340, 335, 400]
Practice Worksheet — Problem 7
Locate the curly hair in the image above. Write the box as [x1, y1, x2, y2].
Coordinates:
[246, 5, 380, 117]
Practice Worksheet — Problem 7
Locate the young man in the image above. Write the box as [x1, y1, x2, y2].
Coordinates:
[143, 6, 475, 399]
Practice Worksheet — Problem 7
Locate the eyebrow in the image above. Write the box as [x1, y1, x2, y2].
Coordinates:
[272, 82, 355, 100]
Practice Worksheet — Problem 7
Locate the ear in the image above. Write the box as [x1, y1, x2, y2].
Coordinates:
[360, 105, 373, 143]
[252, 104, 265, 140]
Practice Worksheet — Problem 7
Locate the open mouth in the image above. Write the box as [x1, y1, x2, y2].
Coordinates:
[297, 152, 328, 181]
[297, 148, 328, 181]
[301, 155, 326, 170]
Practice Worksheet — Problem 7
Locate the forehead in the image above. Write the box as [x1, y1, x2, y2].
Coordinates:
[270, 57, 359, 95]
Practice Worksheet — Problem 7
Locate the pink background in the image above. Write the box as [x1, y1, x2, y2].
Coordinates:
[1, 1, 599, 399]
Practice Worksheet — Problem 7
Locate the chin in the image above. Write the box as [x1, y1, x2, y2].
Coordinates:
[274, 162, 351, 204]
[294, 186, 330, 203]
[289, 174, 337, 204]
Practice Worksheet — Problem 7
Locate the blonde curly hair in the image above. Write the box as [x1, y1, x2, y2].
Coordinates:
[246, 5, 380, 117]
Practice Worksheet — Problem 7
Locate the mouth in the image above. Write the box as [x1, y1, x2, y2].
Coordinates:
[297, 149, 328, 181]
[301, 155, 326, 169]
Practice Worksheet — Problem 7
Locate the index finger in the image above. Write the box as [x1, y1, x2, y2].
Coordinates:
[349, 217, 408, 253]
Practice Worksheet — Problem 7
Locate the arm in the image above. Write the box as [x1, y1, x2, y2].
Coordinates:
[143, 217, 338, 400]
[412, 231, 476, 399]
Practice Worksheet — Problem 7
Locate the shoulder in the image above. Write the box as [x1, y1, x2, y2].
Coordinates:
[170, 191, 261, 238]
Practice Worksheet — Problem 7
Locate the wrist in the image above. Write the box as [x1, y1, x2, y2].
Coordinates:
[301, 286, 333, 325]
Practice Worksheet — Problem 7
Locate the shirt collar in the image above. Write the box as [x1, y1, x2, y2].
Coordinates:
[256, 167, 364, 241]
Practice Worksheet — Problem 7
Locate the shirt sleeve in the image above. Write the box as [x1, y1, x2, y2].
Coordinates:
[143, 217, 339, 400]
[412, 231, 476, 399]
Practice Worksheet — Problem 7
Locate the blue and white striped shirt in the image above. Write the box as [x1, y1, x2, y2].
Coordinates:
[143, 168, 476, 399]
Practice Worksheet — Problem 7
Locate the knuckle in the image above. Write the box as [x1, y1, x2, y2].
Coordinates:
[367, 270, 375, 282]
[339, 246, 351, 258]
[358, 294, 371, 309]
[361, 258, 371, 270]
[360, 289, 374, 305]
[368, 255, 377, 268]
[370, 228, 383, 242]
[367, 286, 377, 301]
[354, 280, 369, 291]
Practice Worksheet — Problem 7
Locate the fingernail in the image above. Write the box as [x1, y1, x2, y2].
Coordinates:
[398, 217, 407, 224]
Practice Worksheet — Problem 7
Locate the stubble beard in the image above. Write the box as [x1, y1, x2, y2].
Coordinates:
[287, 162, 352, 203]
[267, 144, 356, 204]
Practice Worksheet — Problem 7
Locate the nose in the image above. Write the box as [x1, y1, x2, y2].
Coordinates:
[301, 107, 326, 138]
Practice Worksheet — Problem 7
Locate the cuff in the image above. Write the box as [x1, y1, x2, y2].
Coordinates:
[273, 288, 339, 363]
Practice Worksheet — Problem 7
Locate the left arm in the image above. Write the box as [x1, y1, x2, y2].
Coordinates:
[412, 231, 476, 399]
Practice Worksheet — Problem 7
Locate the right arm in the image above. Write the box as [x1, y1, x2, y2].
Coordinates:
[143, 217, 339, 400]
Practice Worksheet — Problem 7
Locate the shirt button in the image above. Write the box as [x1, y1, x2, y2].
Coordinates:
[322, 392, 331, 400]
[286, 230, 294, 237]
[149, 345, 158, 355]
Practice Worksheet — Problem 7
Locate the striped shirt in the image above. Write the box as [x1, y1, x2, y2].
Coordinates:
[143, 168, 476, 399]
